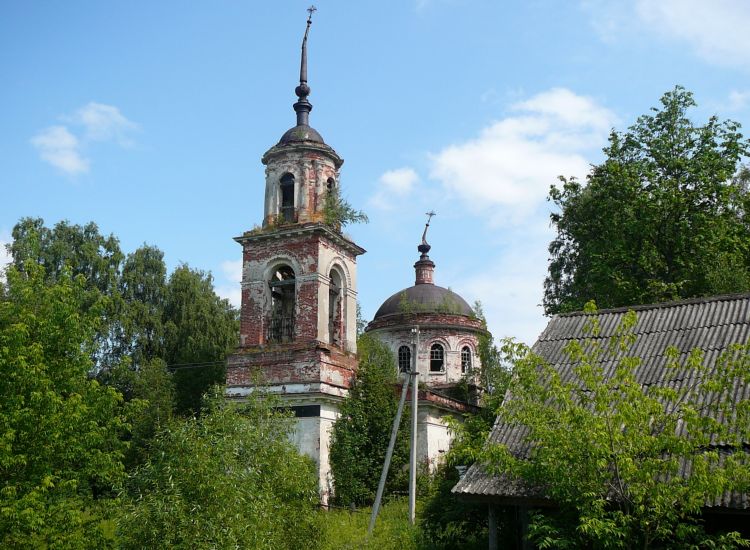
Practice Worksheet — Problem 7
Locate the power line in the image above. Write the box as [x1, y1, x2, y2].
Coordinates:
[166, 360, 226, 371]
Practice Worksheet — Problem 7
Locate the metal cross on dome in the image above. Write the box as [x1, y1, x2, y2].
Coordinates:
[421, 211, 436, 246]
[307, 5, 317, 21]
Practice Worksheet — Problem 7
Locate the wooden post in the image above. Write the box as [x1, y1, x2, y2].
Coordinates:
[519, 505, 531, 550]
[488, 504, 498, 550]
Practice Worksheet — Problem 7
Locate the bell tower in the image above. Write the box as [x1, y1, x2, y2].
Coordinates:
[226, 9, 364, 504]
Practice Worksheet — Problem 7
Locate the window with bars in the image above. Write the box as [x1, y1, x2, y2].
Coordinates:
[430, 343, 444, 372]
[268, 265, 295, 343]
[398, 345, 411, 373]
[461, 346, 472, 373]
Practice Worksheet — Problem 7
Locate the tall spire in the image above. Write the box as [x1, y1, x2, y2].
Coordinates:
[415, 211, 436, 285]
[294, 6, 316, 127]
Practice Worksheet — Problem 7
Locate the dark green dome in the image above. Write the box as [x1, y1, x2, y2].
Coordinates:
[373, 284, 474, 319]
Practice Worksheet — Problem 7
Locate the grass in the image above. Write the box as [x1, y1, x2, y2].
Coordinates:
[320, 498, 420, 550]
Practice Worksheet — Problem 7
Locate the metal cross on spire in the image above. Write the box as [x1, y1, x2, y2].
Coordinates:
[299, 6, 316, 87]
[421, 210, 436, 246]
[293, 6, 316, 127]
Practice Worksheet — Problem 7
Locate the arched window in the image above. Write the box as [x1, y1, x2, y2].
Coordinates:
[268, 265, 295, 343]
[328, 269, 343, 346]
[461, 346, 472, 373]
[326, 177, 335, 190]
[430, 343, 444, 372]
[280, 173, 295, 222]
[398, 345, 411, 373]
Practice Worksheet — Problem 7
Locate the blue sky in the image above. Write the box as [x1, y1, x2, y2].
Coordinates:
[2, 1, 749, 345]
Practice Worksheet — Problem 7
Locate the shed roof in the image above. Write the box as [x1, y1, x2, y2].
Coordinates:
[453, 293, 750, 509]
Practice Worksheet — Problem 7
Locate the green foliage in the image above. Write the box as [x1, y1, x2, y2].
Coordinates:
[484, 305, 750, 548]
[473, 301, 511, 411]
[163, 265, 238, 415]
[118, 388, 322, 550]
[0, 262, 130, 548]
[417, 464, 490, 549]
[10, 217, 126, 369]
[320, 499, 419, 550]
[116, 245, 167, 369]
[124, 359, 175, 468]
[323, 185, 369, 230]
[330, 334, 410, 506]
[356, 301, 367, 336]
[8, 218, 239, 417]
[544, 87, 750, 314]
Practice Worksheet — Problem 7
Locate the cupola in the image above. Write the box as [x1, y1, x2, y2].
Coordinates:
[260, 7, 343, 227]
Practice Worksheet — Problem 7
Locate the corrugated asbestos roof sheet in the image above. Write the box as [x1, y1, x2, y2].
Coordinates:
[453, 293, 750, 509]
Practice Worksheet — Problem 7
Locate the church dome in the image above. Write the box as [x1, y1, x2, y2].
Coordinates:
[373, 284, 474, 319]
[279, 124, 325, 144]
[372, 215, 474, 320]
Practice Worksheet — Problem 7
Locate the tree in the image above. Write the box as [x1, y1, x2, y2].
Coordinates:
[7, 218, 240, 416]
[484, 304, 750, 548]
[123, 359, 175, 468]
[118, 388, 322, 550]
[329, 333, 409, 506]
[544, 87, 750, 315]
[9, 218, 125, 368]
[115, 245, 167, 370]
[0, 262, 130, 548]
[163, 265, 238, 415]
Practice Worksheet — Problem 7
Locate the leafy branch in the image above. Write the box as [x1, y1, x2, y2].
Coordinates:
[322, 187, 368, 231]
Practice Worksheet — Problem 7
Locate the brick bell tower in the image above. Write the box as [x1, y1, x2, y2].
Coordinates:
[226, 9, 364, 503]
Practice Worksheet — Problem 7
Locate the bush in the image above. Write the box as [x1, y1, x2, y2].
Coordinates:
[118, 388, 322, 549]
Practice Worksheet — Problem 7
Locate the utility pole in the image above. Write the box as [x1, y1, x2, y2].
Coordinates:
[368, 369, 411, 535]
[409, 326, 420, 524]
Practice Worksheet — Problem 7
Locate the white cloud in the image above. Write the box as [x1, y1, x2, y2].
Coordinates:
[453, 219, 553, 346]
[30, 125, 89, 175]
[636, 0, 750, 69]
[428, 88, 616, 224]
[370, 167, 420, 210]
[70, 102, 138, 145]
[583, 0, 750, 70]
[580, 0, 638, 43]
[215, 259, 242, 308]
[31, 102, 137, 176]
[727, 90, 750, 112]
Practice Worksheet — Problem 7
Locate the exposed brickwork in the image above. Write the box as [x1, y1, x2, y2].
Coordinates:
[261, 141, 343, 227]
[366, 312, 487, 388]
[414, 258, 435, 285]
[227, 341, 358, 389]
[365, 312, 485, 332]
[235, 225, 361, 349]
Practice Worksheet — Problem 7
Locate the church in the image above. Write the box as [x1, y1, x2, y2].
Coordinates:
[224, 13, 484, 503]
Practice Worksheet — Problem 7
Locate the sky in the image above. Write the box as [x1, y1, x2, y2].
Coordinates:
[1, 1, 750, 345]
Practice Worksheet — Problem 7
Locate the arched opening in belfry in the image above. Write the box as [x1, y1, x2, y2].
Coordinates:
[328, 269, 343, 346]
[280, 173, 295, 222]
[268, 265, 295, 343]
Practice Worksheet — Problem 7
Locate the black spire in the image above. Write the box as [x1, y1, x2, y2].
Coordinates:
[293, 6, 316, 127]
